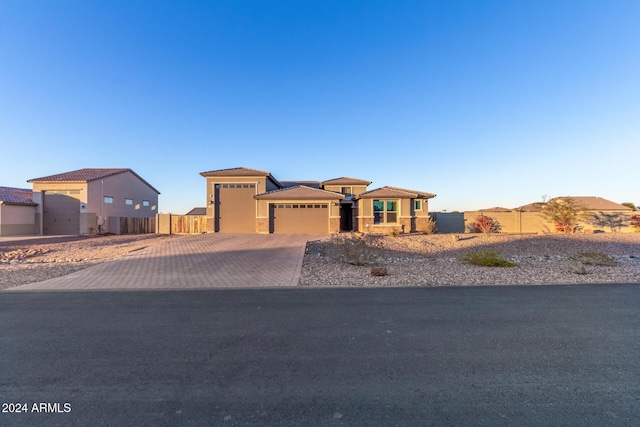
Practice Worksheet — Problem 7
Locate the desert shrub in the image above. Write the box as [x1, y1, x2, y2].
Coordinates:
[468, 215, 501, 234]
[569, 252, 617, 266]
[330, 234, 378, 266]
[631, 214, 640, 231]
[461, 250, 516, 267]
[420, 216, 437, 235]
[388, 228, 401, 238]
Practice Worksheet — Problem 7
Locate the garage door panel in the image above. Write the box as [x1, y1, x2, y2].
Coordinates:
[273, 204, 328, 234]
[43, 193, 80, 235]
[216, 184, 256, 233]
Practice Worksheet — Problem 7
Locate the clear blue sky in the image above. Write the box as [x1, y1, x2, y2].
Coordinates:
[1, 1, 638, 213]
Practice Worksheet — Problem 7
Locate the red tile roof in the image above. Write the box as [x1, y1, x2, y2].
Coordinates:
[255, 185, 345, 200]
[0, 187, 37, 206]
[28, 168, 160, 194]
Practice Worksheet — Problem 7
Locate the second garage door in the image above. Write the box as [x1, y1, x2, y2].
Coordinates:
[43, 192, 80, 235]
[215, 183, 257, 232]
[272, 203, 329, 234]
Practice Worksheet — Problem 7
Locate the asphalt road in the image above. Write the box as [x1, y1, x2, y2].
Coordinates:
[1, 285, 639, 426]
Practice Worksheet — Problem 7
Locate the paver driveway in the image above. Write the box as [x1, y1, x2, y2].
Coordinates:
[12, 234, 320, 290]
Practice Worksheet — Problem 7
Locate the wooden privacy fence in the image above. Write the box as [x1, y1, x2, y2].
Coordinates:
[119, 217, 156, 234]
[156, 214, 207, 234]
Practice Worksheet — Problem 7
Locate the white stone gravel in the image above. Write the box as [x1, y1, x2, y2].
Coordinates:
[299, 233, 640, 287]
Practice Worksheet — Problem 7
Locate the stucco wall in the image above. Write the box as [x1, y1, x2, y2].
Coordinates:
[87, 172, 159, 220]
[0, 204, 37, 235]
[323, 184, 368, 196]
[463, 210, 637, 233]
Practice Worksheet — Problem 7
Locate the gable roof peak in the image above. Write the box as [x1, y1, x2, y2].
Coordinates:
[255, 185, 345, 200]
[199, 167, 272, 177]
[358, 185, 436, 199]
[28, 168, 131, 183]
[321, 177, 372, 185]
[27, 168, 160, 194]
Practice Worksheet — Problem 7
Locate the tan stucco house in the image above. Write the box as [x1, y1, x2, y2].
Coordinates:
[28, 168, 160, 235]
[0, 187, 38, 236]
[200, 167, 436, 234]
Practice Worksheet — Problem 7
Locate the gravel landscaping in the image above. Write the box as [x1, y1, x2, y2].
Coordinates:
[299, 233, 640, 287]
[1, 232, 639, 290]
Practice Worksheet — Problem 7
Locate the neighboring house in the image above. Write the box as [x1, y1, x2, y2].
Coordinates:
[185, 207, 207, 216]
[477, 206, 512, 212]
[0, 187, 38, 236]
[464, 196, 635, 233]
[200, 167, 436, 234]
[28, 168, 160, 235]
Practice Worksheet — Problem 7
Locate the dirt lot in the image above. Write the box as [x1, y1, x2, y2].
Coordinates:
[0, 234, 179, 290]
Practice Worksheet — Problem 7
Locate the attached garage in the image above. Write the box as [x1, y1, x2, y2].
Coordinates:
[43, 191, 81, 235]
[272, 203, 329, 234]
[215, 183, 257, 233]
[254, 185, 344, 234]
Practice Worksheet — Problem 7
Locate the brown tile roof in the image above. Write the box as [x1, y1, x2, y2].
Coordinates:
[0, 187, 37, 206]
[185, 207, 207, 215]
[28, 168, 160, 194]
[516, 197, 633, 212]
[550, 196, 633, 211]
[200, 167, 271, 177]
[358, 186, 436, 199]
[514, 202, 545, 212]
[478, 206, 511, 212]
[254, 185, 345, 200]
[199, 167, 281, 188]
[322, 177, 372, 185]
[280, 180, 321, 189]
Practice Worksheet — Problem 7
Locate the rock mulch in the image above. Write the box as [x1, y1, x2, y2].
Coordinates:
[299, 233, 640, 287]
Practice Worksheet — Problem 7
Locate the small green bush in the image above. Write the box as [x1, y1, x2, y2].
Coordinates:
[461, 250, 516, 267]
[569, 252, 617, 266]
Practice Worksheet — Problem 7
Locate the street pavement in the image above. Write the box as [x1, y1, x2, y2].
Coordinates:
[1, 284, 639, 426]
[11, 234, 318, 290]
